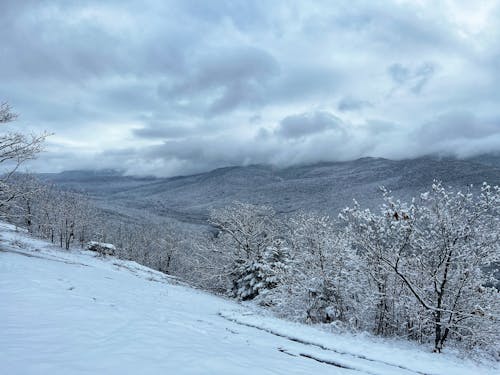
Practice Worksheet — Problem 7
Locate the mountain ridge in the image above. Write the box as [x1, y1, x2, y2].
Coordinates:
[38, 155, 500, 225]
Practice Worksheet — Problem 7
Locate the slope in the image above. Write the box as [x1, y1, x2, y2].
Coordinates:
[1, 223, 497, 375]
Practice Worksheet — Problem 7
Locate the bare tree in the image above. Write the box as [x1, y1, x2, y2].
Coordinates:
[0, 102, 49, 217]
[0, 102, 18, 123]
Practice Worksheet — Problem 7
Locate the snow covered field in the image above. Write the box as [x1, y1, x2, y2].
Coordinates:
[0, 222, 497, 375]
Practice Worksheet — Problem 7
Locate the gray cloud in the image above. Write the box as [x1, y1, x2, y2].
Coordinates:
[388, 62, 436, 94]
[134, 124, 193, 139]
[156, 46, 280, 116]
[338, 97, 372, 112]
[388, 64, 411, 84]
[416, 112, 500, 143]
[0, 0, 498, 176]
[275, 111, 343, 139]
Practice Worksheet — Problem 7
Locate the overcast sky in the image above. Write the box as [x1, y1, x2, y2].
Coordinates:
[1, 0, 499, 176]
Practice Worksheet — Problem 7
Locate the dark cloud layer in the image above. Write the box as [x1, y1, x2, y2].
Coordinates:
[1, 0, 499, 176]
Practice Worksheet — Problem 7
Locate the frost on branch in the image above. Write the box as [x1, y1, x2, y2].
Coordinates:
[0, 102, 49, 218]
[208, 202, 287, 300]
[343, 181, 500, 354]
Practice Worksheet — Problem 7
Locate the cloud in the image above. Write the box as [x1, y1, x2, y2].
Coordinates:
[0, 0, 499, 176]
[337, 97, 372, 112]
[388, 62, 436, 94]
[415, 111, 500, 143]
[275, 111, 343, 139]
[133, 124, 193, 139]
[388, 64, 411, 84]
[155, 46, 280, 116]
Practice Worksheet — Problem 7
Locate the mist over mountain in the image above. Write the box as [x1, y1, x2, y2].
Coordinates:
[39, 155, 500, 226]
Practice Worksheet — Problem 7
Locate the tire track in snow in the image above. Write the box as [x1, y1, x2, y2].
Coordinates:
[219, 312, 433, 375]
[278, 348, 363, 373]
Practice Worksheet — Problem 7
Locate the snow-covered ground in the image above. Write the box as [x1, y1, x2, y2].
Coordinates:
[0, 222, 497, 375]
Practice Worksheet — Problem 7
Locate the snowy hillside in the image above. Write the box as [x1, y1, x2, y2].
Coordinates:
[39, 156, 500, 225]
[1, 223, 497, 375]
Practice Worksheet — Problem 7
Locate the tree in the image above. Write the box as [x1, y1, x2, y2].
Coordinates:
[341, 191, 414, 336]
[269, 212, 364, 325]
[208, 202, 282, 300]
[0, 102, 17, 123]
[342, 182, 500, 353]
[6, 173, 46, 232]
[0, 102, 48, 217]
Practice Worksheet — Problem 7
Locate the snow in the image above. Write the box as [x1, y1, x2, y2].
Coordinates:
[0, 222, 498, 375]
[87, 241, 116, 250]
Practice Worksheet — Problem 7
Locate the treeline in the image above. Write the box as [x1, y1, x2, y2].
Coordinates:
[0, 102, 190, 277]
[3, 172, 499, 357]
[191, 184, 500, 356]
[5, 174, 188, 276]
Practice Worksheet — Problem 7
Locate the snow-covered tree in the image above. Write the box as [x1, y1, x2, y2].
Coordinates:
[269, 212, 363, 325]
[208, 202, 283, 300]
[0, 103, 48, 217]
[8, 177, 102, 251]
[342, 182, 500, 353]
[5, 173, 44, 231]
[341, 190, 415, 335]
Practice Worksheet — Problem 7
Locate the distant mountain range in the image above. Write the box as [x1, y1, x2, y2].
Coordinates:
[39, 155, 500, 226]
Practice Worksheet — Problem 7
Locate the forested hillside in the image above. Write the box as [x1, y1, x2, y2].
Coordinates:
[40, 156, 500, 225]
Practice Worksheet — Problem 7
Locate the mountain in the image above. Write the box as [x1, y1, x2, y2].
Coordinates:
[1, 222, 496, 375]
[39, 156, 500, 225]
